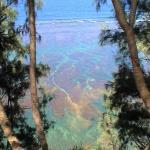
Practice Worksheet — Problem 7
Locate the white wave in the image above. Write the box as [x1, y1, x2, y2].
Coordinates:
[35, 18, 116, 25]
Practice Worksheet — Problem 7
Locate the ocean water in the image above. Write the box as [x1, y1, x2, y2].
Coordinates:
[16, 1, 119, 149]
[35, 21, 118, 150]
[16, 0, 114, 23]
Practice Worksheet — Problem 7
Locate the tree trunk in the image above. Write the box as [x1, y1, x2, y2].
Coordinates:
[112, 0, 150, 109]
[0, 102, 23, 150]
[129, 0, 137, 27]
[28, 0, 48, 149]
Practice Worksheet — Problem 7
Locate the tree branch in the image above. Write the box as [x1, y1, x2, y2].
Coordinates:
[129, 0, 138, 27]
[112, 0, 129, 30]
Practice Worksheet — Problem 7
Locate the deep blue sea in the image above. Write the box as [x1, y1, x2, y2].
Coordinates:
[16, 0, 114, 23]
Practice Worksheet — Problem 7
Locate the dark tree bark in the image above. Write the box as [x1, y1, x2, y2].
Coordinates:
[0, 102, 23, 150]
[111, 0, 150, 109]
[28, 0, 48, 149]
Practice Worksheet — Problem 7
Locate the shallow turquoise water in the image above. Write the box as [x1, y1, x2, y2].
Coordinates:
[33, 21, 118, 150]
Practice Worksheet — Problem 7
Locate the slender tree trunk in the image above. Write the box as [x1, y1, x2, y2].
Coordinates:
[112, 0, 150, 109]
[0, 102, 23, 150]
[129, 0, 137, 27]
[28, 0, 48, 149]
[112, 1, 150, 149]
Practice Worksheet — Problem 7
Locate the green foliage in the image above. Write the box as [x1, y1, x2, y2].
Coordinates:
[98, 92, 120, 150]
[98, 61, 150, 150]
[98, 1, 150, 149]
[70, 145, 84, 150]
[100, 35, 150, 150]
[38, 87, 55, 132]
[99, 0, 150, 58]
[35, 0, 43, 10]
[95, 0, 107, 11]
[0, 1, 54, 149]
